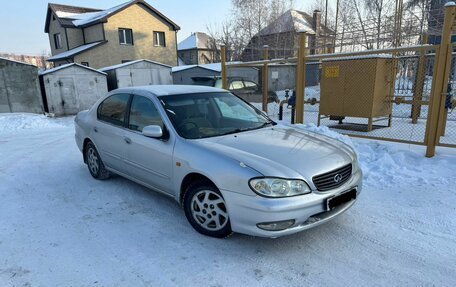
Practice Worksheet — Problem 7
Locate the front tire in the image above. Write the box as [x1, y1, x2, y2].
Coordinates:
[183, 182, 233, 238]
[85, 142, 110, 180]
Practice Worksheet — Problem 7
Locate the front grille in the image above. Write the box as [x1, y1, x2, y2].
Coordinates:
[312, 164, 352, 191]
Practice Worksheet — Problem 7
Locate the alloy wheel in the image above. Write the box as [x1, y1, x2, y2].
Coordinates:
[87, 147, 99, 175]
[190, 190, 228, 231]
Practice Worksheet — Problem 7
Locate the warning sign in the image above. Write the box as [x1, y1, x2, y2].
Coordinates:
[325, 66, 340, 78]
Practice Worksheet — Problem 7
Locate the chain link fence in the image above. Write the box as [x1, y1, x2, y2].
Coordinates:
[222, 4, 456, 156]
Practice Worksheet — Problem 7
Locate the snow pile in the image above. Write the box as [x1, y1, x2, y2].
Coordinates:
[288, 122, 453, 188]
[292, 123, 354, 148]
[0, 113, 73, 135]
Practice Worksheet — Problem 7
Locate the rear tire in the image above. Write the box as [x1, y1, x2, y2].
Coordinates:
[85, 142, 110, 180]
[183, 181, 233, 238]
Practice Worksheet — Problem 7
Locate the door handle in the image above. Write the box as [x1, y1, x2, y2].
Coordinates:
[93, 127, 98, 133]
[123, 136, 132, 144]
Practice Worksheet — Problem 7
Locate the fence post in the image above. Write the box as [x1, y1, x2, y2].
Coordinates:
[221, 45, 228, 90]
[411, 33, 428, 124]
[295, 31, 307, 124]
[425, 2, 455, 157]
[262, 45, 269, 113]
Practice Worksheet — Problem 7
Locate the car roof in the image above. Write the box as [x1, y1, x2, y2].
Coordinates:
[112, 85, 227, 97]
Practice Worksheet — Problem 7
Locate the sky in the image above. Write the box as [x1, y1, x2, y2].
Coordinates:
[0, 0, 312, 55]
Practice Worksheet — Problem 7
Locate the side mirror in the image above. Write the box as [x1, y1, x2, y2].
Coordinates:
[142, 125, 163, 138]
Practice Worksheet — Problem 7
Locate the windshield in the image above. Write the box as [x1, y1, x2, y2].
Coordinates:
[159, 92, 275, 139]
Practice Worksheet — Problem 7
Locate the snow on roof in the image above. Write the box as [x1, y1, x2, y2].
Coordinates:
[72, 1, 134, 27]
[39, 63, 107, 76]
[291, 10, 315, 34]
[321, 54, 394, 62]
[172, 62, 253, 73]
[259, 10, 313, 36]
[55, 10, 99, 19]
[0, 57, 37, 67]
[172, 64, 198, 73]
[178, 32, 214, 51]
[99, 59, 172, 71]
[172, 63, 220, 73]
[47, 41, 106, 61]
[259, 9, 332, 36]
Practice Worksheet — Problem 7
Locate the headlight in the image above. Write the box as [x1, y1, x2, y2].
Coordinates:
[249, 178, 311, 198]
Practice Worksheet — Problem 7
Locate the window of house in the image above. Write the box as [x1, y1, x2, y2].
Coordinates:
[97, 94, 131, 126]
[54, 33, 62, 49]
[153, 31, 166, 47]
[128, 96, 164, 132]
[81, 62, 89, 67]
[118, 28, 134, 45]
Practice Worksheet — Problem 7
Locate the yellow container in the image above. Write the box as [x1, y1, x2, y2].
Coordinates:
[320, 55, 394, 130]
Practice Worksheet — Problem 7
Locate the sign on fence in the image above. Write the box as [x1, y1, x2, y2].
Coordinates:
[325, 66, 340, 78]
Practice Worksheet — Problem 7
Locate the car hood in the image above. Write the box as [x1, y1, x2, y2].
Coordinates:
[194, 125, 354, 184]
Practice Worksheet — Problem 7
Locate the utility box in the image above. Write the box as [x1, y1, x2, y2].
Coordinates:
[319, 55, 394, 131]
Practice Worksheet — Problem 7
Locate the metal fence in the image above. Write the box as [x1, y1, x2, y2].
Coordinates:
[222, 3, 456, 157]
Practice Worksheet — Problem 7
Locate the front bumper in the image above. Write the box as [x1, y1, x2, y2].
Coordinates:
[222, 169, 362, 237]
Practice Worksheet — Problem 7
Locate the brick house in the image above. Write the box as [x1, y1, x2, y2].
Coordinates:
[44, 0, 180, 68]
[241, 9, 334, 61]
[177, 32, 219, 65]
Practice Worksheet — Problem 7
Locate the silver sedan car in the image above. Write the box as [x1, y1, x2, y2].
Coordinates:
[75, 85, 362, 238]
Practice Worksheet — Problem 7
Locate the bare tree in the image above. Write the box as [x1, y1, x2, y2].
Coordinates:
[206, 0, 295, 61]
[365, 0, 395, 49]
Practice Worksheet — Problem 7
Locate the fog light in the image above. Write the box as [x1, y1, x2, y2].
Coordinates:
[257, 219, 295, 231]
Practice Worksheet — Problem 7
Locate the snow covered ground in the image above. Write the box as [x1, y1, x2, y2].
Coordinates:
[0, 113, 455, 286]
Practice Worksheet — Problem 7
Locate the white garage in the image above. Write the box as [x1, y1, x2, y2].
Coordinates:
[39, 63, 108, 116]
[100, 59, 173, 91]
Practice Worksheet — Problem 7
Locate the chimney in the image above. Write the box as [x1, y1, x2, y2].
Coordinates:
[313, 10, 321, 37]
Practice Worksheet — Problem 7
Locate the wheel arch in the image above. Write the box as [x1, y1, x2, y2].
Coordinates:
[179, 172, 217, 207]
[82, 137, 95, 164]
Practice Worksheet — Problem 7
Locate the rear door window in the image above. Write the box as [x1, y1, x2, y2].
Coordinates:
[97, 94, 130, 126]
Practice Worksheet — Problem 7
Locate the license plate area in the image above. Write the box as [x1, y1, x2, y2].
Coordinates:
[326, 189, 357, 211]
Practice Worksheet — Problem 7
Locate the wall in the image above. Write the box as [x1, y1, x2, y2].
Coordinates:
[42, 65, 108, 116]
[178, 50, 198, 65]
[179, 49, 218, 65]
[0, 60, 43, 113]
[67, 28, 84, 49]
[198, 50, 218, 64]
[75, 3, 178, 69]
[106, 61, 172, 91]
[48, 12, 69, 56]
[84, 24, 104, 43]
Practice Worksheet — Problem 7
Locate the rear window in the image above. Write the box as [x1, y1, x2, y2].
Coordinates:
[97, 94, 130, 126]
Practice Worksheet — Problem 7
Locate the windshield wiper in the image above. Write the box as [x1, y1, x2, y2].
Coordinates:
[218, 121, 276, 137]
[219, 128, 249, 136]
[252, 120, 276, 130]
